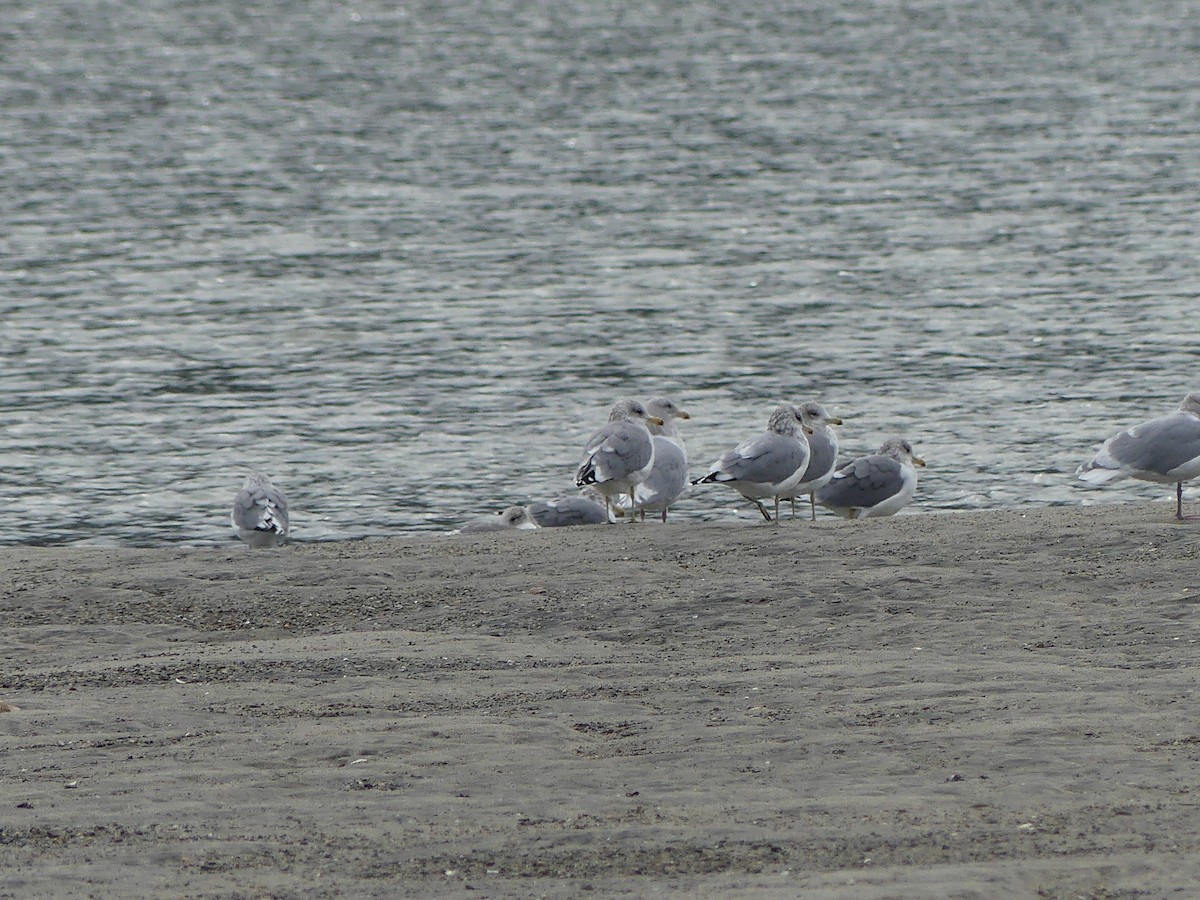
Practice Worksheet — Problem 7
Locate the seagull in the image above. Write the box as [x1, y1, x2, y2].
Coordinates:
[816, 438, 925, 519]
[527, 492, 610, 527]
[692, 405, 811, 522]
[574, 399, 663, 523]
[780, 401, 843, 521]
[1077, 392, 1200, 520]
[631, 396, 691, 522]
[457, 505, 539, 534]
[231, 473, 289, 548]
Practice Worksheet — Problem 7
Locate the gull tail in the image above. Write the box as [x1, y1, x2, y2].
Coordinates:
[575, 459, 599, 487]
[257, 511, 285, 534]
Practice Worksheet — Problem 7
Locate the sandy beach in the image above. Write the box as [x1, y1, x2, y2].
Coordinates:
[2, 505, 1199, 898]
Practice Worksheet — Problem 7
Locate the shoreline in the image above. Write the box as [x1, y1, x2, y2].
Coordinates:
[3, 504, 1200, 897]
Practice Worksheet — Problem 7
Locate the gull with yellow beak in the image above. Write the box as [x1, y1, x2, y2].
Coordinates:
[630, 396, 692, 522]
[781, 401, 843, 521]
[816, 437, 925, 519]
[575, 399, 664, 523]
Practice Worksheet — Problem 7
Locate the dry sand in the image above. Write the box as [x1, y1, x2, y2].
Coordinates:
[2, 505, 1199, 898]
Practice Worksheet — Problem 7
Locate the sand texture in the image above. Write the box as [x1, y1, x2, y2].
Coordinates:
[3, 505, 1200, 898]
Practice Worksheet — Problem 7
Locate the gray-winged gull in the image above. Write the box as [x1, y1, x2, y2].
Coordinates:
[574, 399, 663, 523]
[630, 396, 691, 522]
[692, 405, 811, 522]
[1077, 392, 1200, 520]
[527, 492, 610, 527]
[816, 438, 925, 519]
[231, 473, 289, 548]
[780, 401, 843, 521]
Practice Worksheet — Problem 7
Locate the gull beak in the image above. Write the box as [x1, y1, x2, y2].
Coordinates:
[913, 456, 927, 467]
[803, 424, 814, 434]
[646, 415, 665, 426]
[678, 410, 692, 420]
[828, 416, 843, 426]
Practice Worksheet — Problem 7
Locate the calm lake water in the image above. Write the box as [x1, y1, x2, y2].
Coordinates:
[2, 0, 1199, 545]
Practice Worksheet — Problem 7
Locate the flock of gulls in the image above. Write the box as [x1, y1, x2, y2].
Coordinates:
[230, 392, 1200, 546]
[458, 396, 926, 534]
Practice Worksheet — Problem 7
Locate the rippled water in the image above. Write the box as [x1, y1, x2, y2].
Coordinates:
[3, 0, 1199, 545]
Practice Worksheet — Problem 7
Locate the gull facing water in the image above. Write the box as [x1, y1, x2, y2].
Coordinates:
[231, 473, 289, 548]
[1077, 392, 1200, 520]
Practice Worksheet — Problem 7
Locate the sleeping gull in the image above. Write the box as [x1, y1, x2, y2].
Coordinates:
[457, 505, 539, 534]
[630, 396, 691, 522]
[574, 399, 663, 523]
[527, 491, 610, 527]
[1077, 392, 1200, 520]
[692, 405, 811, 522]
[231, 473, 289, 548]
[780, 401, 843, 521]
[816, 438, 925, 519]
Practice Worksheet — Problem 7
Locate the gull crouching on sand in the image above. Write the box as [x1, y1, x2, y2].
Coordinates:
[816, 438, 925, 519]
[457, 505, 539, 534]
[232, 473, 289, 548]
[692, 405, 811, 523]
[1077, 391, 1200, 520]
[527, 492, 610, 527]
[630, 396, 691, 522]
[780, 401, 843, 521]
[574, 399, 663, 523]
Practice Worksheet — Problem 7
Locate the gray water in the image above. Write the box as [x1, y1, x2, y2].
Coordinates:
[2, 0, 1199, 546]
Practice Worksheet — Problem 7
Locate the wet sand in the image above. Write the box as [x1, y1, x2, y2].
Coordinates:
[2, 505, 1199, 898]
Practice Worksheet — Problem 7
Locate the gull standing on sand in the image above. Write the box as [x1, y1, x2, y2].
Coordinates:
[527, 491, 610, 527]
[1077, 392, 1200, 520]
[692, 405, 811, 523]
[457, 505, 539, 534]
[574, 399, 663, 523]
[780, 401, 843, 521]
[816, 438, 925, 519]
[231, 473, 289, 548]
[630, 396, 691, 522]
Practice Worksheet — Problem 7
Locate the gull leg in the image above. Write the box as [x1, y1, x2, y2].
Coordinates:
[753, 499, 772, 522]
[789, 497, 797, 518]
[773, 496, 781, 523]
[1176, 482, 1198, 521]
[809, 493, 817, 522]
[661, 508, 668, 523]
